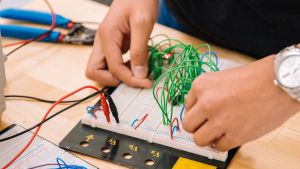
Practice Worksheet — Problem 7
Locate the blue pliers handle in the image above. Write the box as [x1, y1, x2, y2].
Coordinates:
[0, 8, 96, 45]
[0, 8, 72, 28]
[0, 24, 61, 43]
[0, 8, 71, 42]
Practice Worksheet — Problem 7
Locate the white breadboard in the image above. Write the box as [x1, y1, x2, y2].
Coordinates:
[81, 58, 242, 162]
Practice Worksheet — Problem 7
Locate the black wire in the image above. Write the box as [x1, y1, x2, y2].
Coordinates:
[5, 20, 97, 56]
[0, 90, 102, 142]
[5, 95, 81, 104]
[6, 26, 57, 56]
[4, 87, 109, 104]
[4, 19, 101, 56]
[5, 21, 68, 56]
[4, 19, 100, 56]
[104, 92, 119, 123]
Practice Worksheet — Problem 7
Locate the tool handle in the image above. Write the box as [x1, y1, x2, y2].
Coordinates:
[0, 24, 61, 42]
[0, 8, 71, 28]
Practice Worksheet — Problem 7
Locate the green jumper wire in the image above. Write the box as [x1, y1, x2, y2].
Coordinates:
[148, 37, 219, 125]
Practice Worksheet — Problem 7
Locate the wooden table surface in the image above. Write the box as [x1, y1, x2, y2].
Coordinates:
[1, 0, 300, 169]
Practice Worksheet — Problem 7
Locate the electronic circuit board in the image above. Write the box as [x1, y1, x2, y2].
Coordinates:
[60, 58, 241, 169]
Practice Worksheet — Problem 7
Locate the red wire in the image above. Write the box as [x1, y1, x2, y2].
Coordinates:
[155, 87, 169, 98]
[2, 0, 56, 48]
[2, 85, 101, 169]
[155, 87, 170, 103]
[134, 114, 149, 129]
[170, 117, 180, 140]
[100, 93, 110, 123]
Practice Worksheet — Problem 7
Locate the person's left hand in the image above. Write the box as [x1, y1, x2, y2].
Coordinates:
[182, 55, 300, 151]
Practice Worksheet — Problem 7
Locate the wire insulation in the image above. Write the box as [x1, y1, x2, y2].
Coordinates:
[3, 0, 56, 49]
[170, 117, 180, 139]
[148, 35, 219, 125]
[133, 114, 149, 129]
[2, 86, 101, 168]
[28, 157, 87, 169]
[5, 95, 83, 104]
[0, 91, 102, 143]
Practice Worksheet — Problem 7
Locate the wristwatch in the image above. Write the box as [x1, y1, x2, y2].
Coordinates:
[274, 45, 300, 102]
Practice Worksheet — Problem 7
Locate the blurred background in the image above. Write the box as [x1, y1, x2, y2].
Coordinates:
[0, 0, 113, 10]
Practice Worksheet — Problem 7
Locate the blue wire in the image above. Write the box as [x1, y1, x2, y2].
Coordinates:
[172, 125, 179, 137]
[201, 51, 219, 66]
[179, 105, 185, 122]
[131, 119, 139, 127]
[54, 157, 87, 169]
[56, 157, 66, 169]
[172, 126, 179, 132]
[86, 106, 95, 117]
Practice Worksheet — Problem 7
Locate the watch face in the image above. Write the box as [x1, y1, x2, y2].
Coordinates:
[277, 55, 300, 88]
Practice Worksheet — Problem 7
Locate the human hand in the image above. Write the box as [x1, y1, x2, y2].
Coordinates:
[182, 55, 300, 151]
[86, 0, 158, 88]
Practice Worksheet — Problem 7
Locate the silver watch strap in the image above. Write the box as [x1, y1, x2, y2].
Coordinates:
[283, 85, 300, 102]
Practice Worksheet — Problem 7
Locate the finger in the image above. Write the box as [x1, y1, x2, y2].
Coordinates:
[130, 19, 153, 78]
[192, 120, 224, 147]
[185, 90, 197, 111]
[100, 27, 153, 88]
[182, 101, 207, 133]
[86, 30, 120, 86]
[213, 134, 235, 151]
[87, 67, 121, 86]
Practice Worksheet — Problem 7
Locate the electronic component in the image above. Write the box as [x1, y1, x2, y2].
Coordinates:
[77, 58, 241, 163]
[60, 64, 240, 168]
[81, 84, 227, 161]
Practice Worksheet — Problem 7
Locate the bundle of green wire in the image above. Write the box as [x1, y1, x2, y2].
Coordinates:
[148, 36, 219, 125]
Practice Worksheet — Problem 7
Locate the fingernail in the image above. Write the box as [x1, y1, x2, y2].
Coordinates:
[133, 66, 147, 78]
[184, 94, 188, 100]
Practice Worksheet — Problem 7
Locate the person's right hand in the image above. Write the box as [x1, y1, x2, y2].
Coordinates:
[86, 0, 158, 88]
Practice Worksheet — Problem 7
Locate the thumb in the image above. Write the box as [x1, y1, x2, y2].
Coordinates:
[130, 20, 153, 78]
